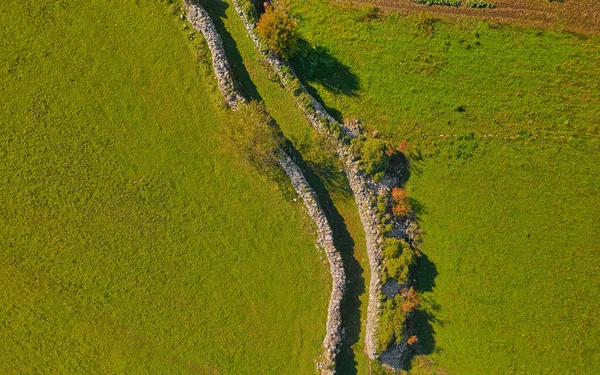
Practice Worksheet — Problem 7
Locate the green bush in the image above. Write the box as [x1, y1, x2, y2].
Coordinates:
[376, 294, 407, 354]
[226, 101, 284, 174]
[465, 0, 496, 8]
[357, 138, 391, 181]
[453, 131, 478, 160]
[239, 0, 259, 23]
[383, 238, 415, 284]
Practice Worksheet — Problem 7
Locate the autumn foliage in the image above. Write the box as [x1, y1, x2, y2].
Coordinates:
[407, 335, 419, 345]
[392, 187, 412, 217]
[256, 6, 299, 60]
[402, 287, 420, 313]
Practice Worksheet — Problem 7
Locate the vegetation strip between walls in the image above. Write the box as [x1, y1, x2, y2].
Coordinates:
[232, 0, 418, 368]
[231, 0, 388, 360]
[183, 1, 346, 372]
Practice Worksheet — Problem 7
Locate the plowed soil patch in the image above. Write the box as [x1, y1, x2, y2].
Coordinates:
[345, 0, 600, 35]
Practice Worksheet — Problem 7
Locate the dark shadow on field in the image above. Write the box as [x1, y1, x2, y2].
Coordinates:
[285, 141, 365, 375]
[200, 0, 262, 101]
[291, 39, 360, 97]
[289, 39, 360, 123]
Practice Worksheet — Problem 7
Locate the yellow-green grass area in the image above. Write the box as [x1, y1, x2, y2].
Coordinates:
[198, 0, 371, 372]
[289, 0, 600, 140]
[0, 1, 330, 373]
[405, 137, 600, 374]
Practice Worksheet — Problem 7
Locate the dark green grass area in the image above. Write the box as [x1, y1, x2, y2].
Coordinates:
[289, 0, 600, 139]
[0, 1, 330, 373]
[406, 138, 600, 374]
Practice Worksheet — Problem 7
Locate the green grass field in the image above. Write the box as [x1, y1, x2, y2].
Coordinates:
[285, 0, 600, 373]
[0, 1, 331, 373]
[289, 0, 600, 140]
[407, 138, 600, 374]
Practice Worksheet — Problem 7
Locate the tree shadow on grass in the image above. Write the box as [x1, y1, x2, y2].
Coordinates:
[200, 0, 262, 101]
[291, 39, 359, 97]
[290, 39, 360, 123]
[285, 141, 365, 375]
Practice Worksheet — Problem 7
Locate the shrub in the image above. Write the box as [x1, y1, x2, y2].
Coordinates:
[240, 0, 259, 23]
[226, 101, 284, 174]
[383, 238, 415, 284]
[357, 138, 391, 181]
[401, 286, 420, 313]
[454, 132, 478, 160]
[391, 187, 412, 217]
[407, 335, 419, 345]
[376, 294, 407, 353]
[256, 6, 299, 60]
[465, 0, 496, 8]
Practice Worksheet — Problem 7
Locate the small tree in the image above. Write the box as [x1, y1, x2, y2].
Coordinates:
[227, 101, 283, 174]
[256, 6, 299, 60]
[357, 138, 391, 181]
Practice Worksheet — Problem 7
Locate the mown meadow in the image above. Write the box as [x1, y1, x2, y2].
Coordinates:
[285, 0, 600, 373]
[0, 0, 331, 373]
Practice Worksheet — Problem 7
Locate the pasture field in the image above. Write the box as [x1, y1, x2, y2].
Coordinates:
[0, 0, 330, 373]
[286, 0, 600, 373]
[289, 0, 599, 140]
[406, 137, 600, 374]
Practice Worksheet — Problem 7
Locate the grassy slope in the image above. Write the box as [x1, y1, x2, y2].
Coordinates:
[408, 139, 600, 374]
[199, 1, 371, 373]
[0, 1, 330, 373]
[290, 0, 600, 139]
[287, 0, 600, 373]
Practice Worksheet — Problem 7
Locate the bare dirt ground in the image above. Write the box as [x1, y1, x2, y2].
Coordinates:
[343, 0, 600, 35]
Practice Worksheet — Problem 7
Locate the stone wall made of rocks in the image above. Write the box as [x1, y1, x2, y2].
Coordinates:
[230, 0, 389, 360]
[279, 153, 346, 374]
[185, 0, 246, 109]
[183, 1, 347, 371]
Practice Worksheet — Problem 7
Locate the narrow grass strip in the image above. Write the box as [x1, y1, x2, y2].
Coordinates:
[183, 1, 346, 372]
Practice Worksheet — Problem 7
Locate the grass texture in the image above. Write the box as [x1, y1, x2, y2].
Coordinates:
[0, 1, 330, 373]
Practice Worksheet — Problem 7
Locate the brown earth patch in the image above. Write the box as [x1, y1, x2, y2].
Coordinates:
[341, 0, 600, 35]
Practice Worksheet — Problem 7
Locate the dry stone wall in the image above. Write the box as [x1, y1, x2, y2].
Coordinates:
[279, 153, 346, 374]
[183, 1, 346, 372]
[230, 0, 389, 359]
[184, 0, 245, 109]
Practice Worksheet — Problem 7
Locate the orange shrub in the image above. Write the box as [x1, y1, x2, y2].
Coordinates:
[402, 287, 420, 313]
[392, 187, 412, 217]
[407, 335, 419, 345]
[256, 6, 299, 60]
[398, 139, 408, 153]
